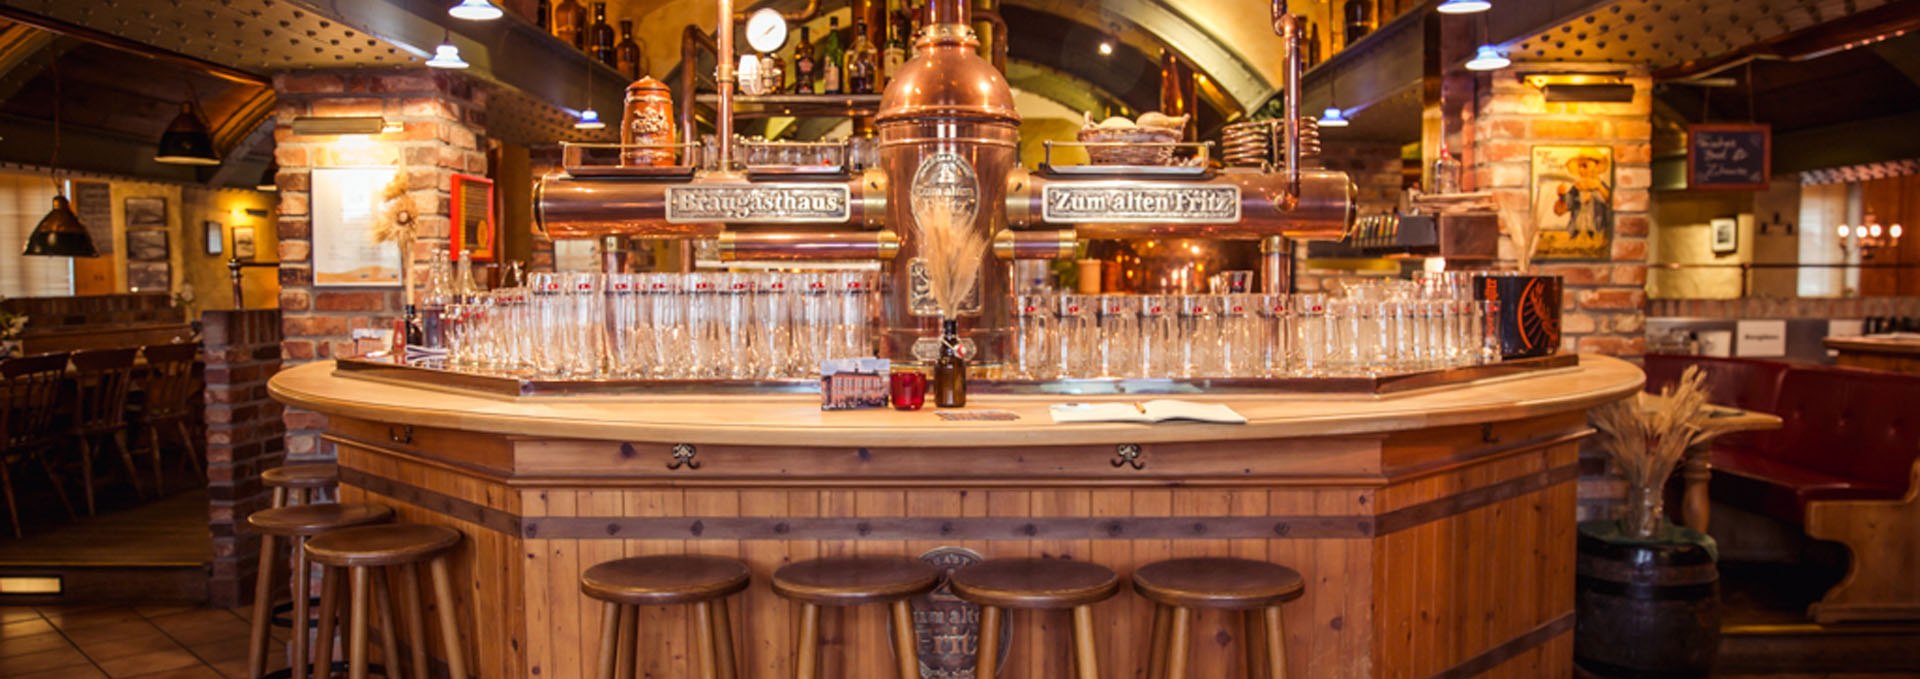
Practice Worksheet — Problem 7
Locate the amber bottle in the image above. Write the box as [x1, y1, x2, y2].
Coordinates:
[933, 319, 966, 408]
[588, 3, 617, 68]
[552, 0, 586, 50]
[616, 20, 645, 80]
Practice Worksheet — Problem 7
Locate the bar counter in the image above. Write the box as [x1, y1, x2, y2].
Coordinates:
[268, 355, 1643, 679]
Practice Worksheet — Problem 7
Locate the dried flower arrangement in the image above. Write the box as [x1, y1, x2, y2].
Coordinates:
[1499, 205, 1541, 274]
[1590, 365, 1716, 539]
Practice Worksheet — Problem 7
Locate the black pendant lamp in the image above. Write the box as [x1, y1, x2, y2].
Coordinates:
[24, 60, 98, 258]
[155, 100, 221, 166]
[256, 161, 279, 192]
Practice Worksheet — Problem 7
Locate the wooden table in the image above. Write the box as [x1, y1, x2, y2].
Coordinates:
[1825, 334, 1920, 375]
[270, 355, 1644, 679]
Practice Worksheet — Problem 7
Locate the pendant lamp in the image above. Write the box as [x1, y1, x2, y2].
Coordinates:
[1437, 0, 1492, 14]
[25, 61, 97, 257]
[155, 101, 221, 165]
[448, 0, 504, 21]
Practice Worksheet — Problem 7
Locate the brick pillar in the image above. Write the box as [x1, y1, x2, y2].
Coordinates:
[1470, 63, 1652, 358]
[270, 70, 488, 461]
[201, 309, 285, 607]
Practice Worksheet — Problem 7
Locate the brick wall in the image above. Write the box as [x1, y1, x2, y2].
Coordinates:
[201, 309, 285, 608]
[271, 70, 488, 461]
[1470, 63, 1653, 358]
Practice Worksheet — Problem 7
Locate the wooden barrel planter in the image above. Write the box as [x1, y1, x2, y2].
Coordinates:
[1574, 521, 1721, 678]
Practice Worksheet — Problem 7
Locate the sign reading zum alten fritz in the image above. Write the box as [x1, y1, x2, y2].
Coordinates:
[665, 184, 851, 223]
[1041, 183, 1240, 224]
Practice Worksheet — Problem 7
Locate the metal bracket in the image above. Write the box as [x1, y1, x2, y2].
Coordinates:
[1112, 443, 1145, 470]
[667, 443, 701, 470]
[388, 424, 414, 445]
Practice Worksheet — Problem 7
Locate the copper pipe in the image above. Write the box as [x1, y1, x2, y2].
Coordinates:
[1260, 235, 1291, 293]
[537, 173, 887, 239]
[679, 26, 717, 147]
[732, 0, 820, 23]
[1004, 169, 1353, 240]
[716, 0, 735, 170]
[717, 230, 901, 260]
[993, 229, 1076, 260]
[1273, 1, 1301, 193]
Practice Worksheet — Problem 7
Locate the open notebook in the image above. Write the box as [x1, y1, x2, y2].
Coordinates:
[1049, 400, 1248, 425]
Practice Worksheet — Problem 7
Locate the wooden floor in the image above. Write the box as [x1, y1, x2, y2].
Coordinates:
[0, 488, 211, 567]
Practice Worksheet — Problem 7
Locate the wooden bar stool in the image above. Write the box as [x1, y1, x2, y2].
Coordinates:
[949, 558, 1121, 679]
[579, 554, 751, 679]
[262, 463, 340, 508]
[245, 502, 393, 679]
[304, 523, 468, 679]
[772, 556, 940, 679]
[1133, 557, 1305, 679]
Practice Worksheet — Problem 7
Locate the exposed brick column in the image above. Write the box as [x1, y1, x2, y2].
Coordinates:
[201, 309, 285, 607]
[270, 70, 488, 461]
[1470, 63, 1652, 358]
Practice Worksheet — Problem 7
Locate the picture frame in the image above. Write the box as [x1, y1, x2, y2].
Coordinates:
[126, 261, 170, 292]
[125, 196, 167, 228]
[1529, 145, 1616, 261]
[449, 173, 497, 262]
[233, 227, 257, 260]
[1710, 217, 1739, 255]
[205, 220, 224, 256]
[126, 230, 169, 262]
[311, 166, 402, 287]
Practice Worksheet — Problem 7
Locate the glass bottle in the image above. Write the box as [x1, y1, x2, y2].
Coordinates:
[616, 19, 646, 81]
[537, 0, 551, 31]
[821, 17, 845, 94]
[454, 250, 478, 303]
[1343, 0, 1373, 48]
[846, 19, 878, 94]
[404, 304, 424, 347]
[761, 51, 784, 94]
[791, 27, 817, 94]
[552, 0, 586, 50]
[933, 319, 966, 408]
[418, 248, 454, 349]
[588, 3, 617, 68]
[1432, 144, 1463, 195]
[1304, 17, 1322, 67]
[883, 9, 909, 84]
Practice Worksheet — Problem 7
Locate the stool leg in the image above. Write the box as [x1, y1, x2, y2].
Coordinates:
[373, 569, 403, 679]
[291, 538, 313, 679]
[975, 605, 1001, 679]
[348, 567, 371, 679]
[1146, 604, 1170, 679]
[595, 601, 621, 679]
[1165, 606, 1191, 679]
[1263, 606, 1287, 679]
[247, 533, 279, 679]
[712, 599, 739, 679]
[615, 605, 636, 679]
[399, 563, 430, 679]
[693, 601, 718, 679]
[793, 602, 820, 679]
[1243, 610, 1269, 679]
[147, 424, 165, 496]
[271, 487, 287, 509]
[1071, 605, 1099, 679]
[428, 556, 470, 679]
[312, 567, 341, 679]
[888, 600, 918, 679]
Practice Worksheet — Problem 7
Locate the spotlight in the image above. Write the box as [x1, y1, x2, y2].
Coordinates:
[575, 108, 607, 130]
[1098, 41, 1113, 56]
[1319, 107, 1350, 127]
[1465, 45, 1511, 71]
[426, 42, 469, 69]
[448, 0, 504, 20]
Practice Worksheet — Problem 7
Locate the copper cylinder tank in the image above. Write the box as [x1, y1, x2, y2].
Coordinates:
[875, 0, 1019, 368]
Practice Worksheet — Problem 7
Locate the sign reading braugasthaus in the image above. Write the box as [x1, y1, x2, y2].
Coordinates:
[1041, 184, 1241, 223]
[665, 184, 851, 223]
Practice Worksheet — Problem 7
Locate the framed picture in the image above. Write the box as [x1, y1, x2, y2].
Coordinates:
[1529, 145, 1615, 261]
[1710, 217, 1739, 255]
[311, 166, 402, 287]
[204, 221, 224, 255]
[126, 261, 170, 291]
[233, 227, 257, 260]
[449, 174, 497, 262]
[126, 230, 169, 261]
[125, 196, 167, 228]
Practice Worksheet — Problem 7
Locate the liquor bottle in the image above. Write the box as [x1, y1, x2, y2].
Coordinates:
[821, 17, 845, 94]
[616, 20, 646, 80]
[846, 19, 878, 94]
[882, 9, 909, 83]
[537, 0, 551, 31]
[1303, 17, 1322, 67]
[791, 27, 817, 94]
[588, 3, 617, 68]
[822, 52, 843, 95]
[553, 0, 586, 50]
[403, 305, 424, 347]
[419, 247, 453, 349]
[933, 319, 967, 407]
[1343, 0, 1373, 48]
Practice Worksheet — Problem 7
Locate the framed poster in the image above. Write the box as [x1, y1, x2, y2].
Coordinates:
[449, 173, 496, 262]
[204, 221, 224, 255]
[1687, 123, 1770, 191]
[71, 181, 113, 255]
[1530, 145, 1614, 261]
[312, 166, 401, 287]
[233, 227, 257, 260]
[126, 230, 169, 261]
[125, 196, 167, 228]
[127, 261, 170, 291]
[1710, 217, 1738, 255]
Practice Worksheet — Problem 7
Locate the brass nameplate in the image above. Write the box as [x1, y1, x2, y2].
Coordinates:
[666, 184, 851, 223]
[1040, 183, 1241, 224]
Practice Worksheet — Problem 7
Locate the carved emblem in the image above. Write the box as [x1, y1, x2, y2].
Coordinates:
[1112, 443, 1145, 470]
[666, 443, 700, 470]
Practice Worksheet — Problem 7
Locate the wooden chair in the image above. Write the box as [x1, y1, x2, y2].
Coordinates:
[771, 556, 940, 679]
[68, 347, 142, 514]
[305, 523, 469, 679]
[0, 353, 75, 538]
[262, 463, 340, 507]
[580, 554, 751, 679]
[1132, 557, 1305, 679]
[949, 558, 1121, 679]
[131, 343, 203, 490]
[245, 502, 394, 679]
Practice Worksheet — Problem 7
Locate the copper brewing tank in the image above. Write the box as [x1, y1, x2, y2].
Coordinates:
[875, 0, 1019, 368]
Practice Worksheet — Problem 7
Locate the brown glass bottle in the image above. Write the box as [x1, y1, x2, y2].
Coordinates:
[615, 19, 645, 80]
[1343, 0, 1373, 48]
[588, 3, 617, 67]
[791, 27, 817, 94]
[552, 0, 586, 50]
[933, 319, 966, 408]
[537, 0, 551, 31]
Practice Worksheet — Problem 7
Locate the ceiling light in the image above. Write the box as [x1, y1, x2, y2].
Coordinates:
[24, 194, 98, 258]
[382, 119, 406, 134]
[427, 42, 469, 69]
[155, 101, 221, 166]
[1319, 107, 1350, 127]
[1466, 45, 1511, 71]
[448, 0, 503, 21]
[575, 108, 606, 130]
[1098, 41, 1113, 56]
[1436, 0, 1492, 14]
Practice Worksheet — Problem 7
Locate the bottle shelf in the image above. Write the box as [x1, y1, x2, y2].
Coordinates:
[694, 93, 883, 119]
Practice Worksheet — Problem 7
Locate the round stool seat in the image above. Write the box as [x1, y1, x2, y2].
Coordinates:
[247, 502, 392, 537]
[581, 555, 752, 606]
[772, 556, 939, 606]
[1133, 557, 1305, 610]
[306, 524, 462, 568]
[950, 558, 1120, 609]
[262, 463, 339, 489]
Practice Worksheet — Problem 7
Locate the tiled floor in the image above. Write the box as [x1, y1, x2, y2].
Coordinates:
[0, 604, 287, 679]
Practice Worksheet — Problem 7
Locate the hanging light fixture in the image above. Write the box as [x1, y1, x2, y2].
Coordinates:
[256, 161, 279, 192]
[1466, 45, 1511, 71]
[1437, 0, 1492, 14]
[155, 100, 221, 165]
[575, 108, 607, 130]
[448, 0, 504, 21]
[1319, 106, 1350, 127]
[427, 42, 470, 69]
[25, 60, 97, 258]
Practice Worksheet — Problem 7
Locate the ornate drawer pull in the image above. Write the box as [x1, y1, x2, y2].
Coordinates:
[667, 443, 701, 470]
[388, 424, 414, 445]
[1112, 443, 1145, 470]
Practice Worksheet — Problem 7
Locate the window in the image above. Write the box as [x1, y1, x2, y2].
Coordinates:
[1797, 181, 1849, 297]
[0, 172, 75, 298]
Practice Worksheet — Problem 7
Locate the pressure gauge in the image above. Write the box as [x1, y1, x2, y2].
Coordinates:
[746, 8, 789, 54]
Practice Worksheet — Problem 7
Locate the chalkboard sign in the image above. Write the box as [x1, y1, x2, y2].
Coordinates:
[1687, 124, 1770, 191]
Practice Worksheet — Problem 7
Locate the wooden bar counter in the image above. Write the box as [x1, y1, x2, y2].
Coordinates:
[1826, 335, 1920, 375]
[268, 355, 1643, 679]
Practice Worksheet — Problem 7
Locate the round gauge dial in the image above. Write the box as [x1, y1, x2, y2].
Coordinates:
[745, 8, 789, 54]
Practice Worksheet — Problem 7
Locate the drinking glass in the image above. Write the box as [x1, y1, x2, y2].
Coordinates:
[1421, 299, 1450, 370]
[1139, 295, 1179, 378]
[1292, 293, 1329, 376]
[890, 370, 926, 410]
[1176, 294, 1219, 378]
[1478, 299, 1501, 364]
[605, 274, 642, 378]
[528, 273, 567, 378]
[721, 273, 756, 378]
[644, 274, 687, 378]
[754, 273, 794, 378]
[563, 272, 606, 378]
[1260, 293, 1290, 377]
[795, 272, 834, 372]
[832, 272, 874, 360]
[1056, 294, 1098, 379]
[1218, 295, 1261, 378]
[1012, 294, 1056, 380]
[1098, 295, 1140, 379]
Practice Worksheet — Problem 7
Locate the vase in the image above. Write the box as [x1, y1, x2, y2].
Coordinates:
[1624, 481, 1664, 540]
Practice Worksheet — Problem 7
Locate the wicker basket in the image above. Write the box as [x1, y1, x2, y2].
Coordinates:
[1077, 126, 1182, 166]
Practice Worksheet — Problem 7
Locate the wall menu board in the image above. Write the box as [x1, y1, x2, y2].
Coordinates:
[71, 181, 113, 255]
[1687, 123, 1770, 191]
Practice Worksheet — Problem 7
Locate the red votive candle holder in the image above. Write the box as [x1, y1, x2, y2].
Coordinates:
[890, 370, 927, 410]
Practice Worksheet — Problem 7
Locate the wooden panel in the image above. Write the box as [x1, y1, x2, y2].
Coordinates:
[329, 417, 517, 476]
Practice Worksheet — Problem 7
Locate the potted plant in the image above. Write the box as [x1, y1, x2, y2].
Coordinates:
[1575, 366, 1721, 677]
[0, 298, 25, 360]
